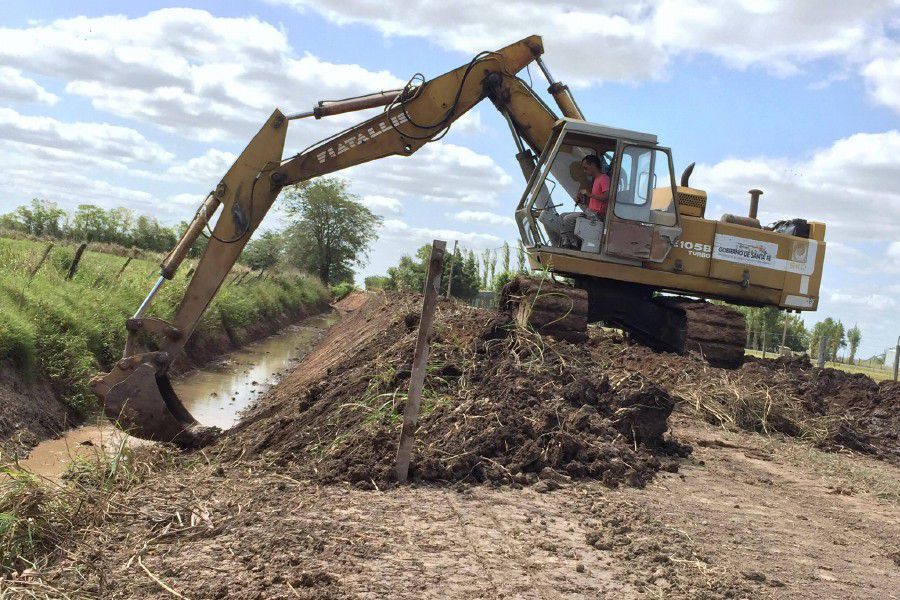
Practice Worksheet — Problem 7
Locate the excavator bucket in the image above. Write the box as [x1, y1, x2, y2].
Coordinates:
[95, 362, 219, 448]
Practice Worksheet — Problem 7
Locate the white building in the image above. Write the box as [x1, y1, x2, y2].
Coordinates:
[887, 347, 898, 370]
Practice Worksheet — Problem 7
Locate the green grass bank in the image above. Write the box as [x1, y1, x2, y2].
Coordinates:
[0, 236, 329, 417]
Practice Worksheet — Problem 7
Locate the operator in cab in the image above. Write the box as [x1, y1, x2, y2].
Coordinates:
[559, 154, 610, 248]
[577, 154, 610, 218]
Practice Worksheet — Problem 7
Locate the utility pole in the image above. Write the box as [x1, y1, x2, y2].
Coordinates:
[893, 335, 899, 382]
[445, 240, 458, 298]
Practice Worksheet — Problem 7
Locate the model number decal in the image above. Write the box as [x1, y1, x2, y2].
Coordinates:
[675, 240, 712, 258]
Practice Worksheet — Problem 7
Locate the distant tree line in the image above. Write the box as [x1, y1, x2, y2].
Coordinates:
[1, 199, 183, 253]
[366, 240, 529, 300]
[739, 306, 864, 363]
[1, 179, 382, 286]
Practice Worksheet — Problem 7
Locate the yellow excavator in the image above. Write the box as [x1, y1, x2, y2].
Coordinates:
[92, 35, 826, 445]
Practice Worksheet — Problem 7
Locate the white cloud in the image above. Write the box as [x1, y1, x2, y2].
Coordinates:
[167, 193, 204, 207]
[0, 107, 173, 164]
[381, 218, 503, 249]
[0, 67, 58, 104]
[829, 291, 897, 312]
[0, 153, 156, 212]
[652, 1, 893, 76]
[888, 241, 900, 259]
[863, 51, 900, 113]
[694, 130, 900, 242]
[272, 0, 899, 86]
[272, 1, 666, 86]
[360, 195, 402, 215]
[452, 209, 514, 227]
[0, 9, 405, 142]
[344, 142, 512, 207]
[167, 148, 237, 183]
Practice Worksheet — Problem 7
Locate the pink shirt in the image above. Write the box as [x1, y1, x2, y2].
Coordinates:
[588, 174, 610, 216]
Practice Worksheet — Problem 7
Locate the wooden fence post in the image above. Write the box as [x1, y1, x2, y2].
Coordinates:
[116, 256, 133, 279]
[30, 243, 54, 279]
[893, 336, 899, 382]
[816, 335, 828, 368]
[395, 239, 446, 484]
[446, 240, 458, 298]
[66, 243, 88, 280]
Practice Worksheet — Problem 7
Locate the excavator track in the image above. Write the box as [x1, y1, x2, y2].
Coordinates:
[500, 276, 589, 343]
[658, 298, 747, 368]
[502, 276, 747, 368]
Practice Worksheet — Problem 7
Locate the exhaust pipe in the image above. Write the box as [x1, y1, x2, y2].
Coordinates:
[680, 162, 695, 187]
[748, 188, 763, 219]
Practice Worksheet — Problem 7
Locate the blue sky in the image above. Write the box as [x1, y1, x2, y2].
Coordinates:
[1, 1, 899, 358]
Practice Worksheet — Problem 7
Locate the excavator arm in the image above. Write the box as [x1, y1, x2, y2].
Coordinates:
[92, 34, 579, 446]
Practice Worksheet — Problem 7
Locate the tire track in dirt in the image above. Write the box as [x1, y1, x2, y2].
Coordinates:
[613, 418, 900, 599]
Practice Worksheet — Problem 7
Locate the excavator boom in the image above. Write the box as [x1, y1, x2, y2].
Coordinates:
[92, 35, 557, 446]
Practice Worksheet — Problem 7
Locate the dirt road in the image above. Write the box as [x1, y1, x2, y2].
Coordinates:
[31, 413, 896, 599]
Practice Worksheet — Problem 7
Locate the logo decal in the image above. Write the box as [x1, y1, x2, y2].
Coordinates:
[712, 234, 779, 268]
[315, 112, 410, 164]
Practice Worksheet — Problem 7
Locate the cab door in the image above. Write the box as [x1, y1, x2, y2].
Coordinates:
[602, 143, 681, 263]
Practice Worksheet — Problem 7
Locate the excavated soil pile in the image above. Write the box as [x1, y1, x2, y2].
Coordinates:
[226, 292, 686, 488]
[589, 331, 900, 461]
[748, 357, 900, 460]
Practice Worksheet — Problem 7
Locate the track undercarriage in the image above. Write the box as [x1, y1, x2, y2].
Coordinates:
[502, 276, 747, 368]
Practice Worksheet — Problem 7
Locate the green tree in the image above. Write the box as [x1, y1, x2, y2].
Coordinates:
[12, 199, 66, 237]
[364, 275, 391, 290]
[380, 244, 480, 300]
[387, 252, 426, 292]
[108, 206, 134, 245]
[281, 178, 382, 285]
[782, 313, 810, 352]
[242, 230, 284, 270]
[516, 240, 527, 273]
[132, 215, 178, 252]
[442, 244, 480, 300]
[847, 324, 862, 363]
[810, 318, 846, 361]
[70, 204, 116, 242]
[501, 242, 510, 274]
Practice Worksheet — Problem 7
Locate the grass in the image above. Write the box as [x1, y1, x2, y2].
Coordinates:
[0, 236, 329, 415]
[0, 432, 179, 582]
[745, 349, 896, 382]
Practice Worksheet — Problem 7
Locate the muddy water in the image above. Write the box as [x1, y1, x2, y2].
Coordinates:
[20, 312, 338, 479]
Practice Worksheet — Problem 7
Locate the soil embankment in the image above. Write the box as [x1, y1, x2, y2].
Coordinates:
[226, 291, 686, 488]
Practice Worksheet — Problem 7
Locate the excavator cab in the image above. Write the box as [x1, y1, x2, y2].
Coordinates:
[516, 118, 682, 263]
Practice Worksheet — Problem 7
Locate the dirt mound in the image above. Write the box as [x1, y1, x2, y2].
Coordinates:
[752, 359, 900, 459]
[226, 292, 685, 488]
[591, 331, 900, 462]
[332, 289, 368, 312]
